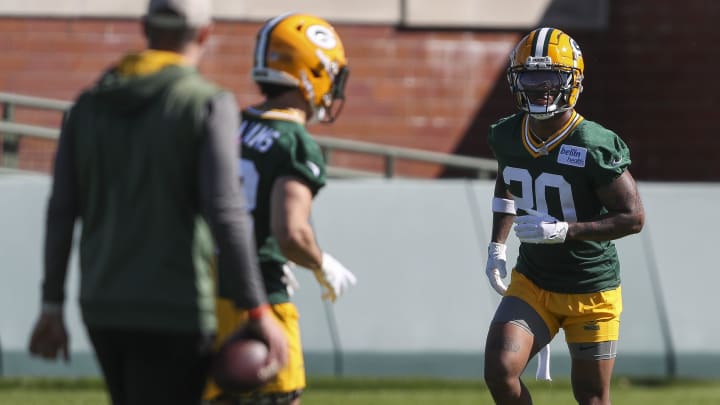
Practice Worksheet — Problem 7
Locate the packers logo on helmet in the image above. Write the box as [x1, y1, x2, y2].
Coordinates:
[252, 13, 349, 123]
[507, 27, 584, 120]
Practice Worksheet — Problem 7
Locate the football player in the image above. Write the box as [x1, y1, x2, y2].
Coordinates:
[204, 13, 357, 405]
[483, 27, 645, 405]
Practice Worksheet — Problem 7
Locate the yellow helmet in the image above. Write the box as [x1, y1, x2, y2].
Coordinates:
[252, 13, 349, 123]
[507, 27, 584, 120]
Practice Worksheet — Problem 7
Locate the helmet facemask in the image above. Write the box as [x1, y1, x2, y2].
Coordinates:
[508, 64, 581, 120]
[315, 64, 349, 123]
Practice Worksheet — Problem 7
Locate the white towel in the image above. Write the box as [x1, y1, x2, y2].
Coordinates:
[535, 344, 552, 381]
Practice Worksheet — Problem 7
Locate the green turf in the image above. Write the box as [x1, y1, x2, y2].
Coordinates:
[2, 377, 720, 404]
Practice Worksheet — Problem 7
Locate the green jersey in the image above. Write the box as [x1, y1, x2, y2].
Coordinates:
[239, 108, 326, 304]
[488, 111, 631, 293]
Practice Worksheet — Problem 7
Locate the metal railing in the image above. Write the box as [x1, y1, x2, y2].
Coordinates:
[0, 92, 497, 178]
[316, 135, 497, 179]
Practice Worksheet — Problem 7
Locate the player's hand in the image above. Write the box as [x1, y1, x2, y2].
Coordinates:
[514, 208, 568, 244]
[245, 308, 289, 379]
[486, 242, 508, 295]
[313, 253, 357, 302]
[28, 309, 69, 362]
[281, 262, 300, 296]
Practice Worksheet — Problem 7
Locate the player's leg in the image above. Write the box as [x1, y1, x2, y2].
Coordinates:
[253, 302, 305, 404]
[560, 286, 622, 405]
[568, 342, 616, 405]
[484, 271, 558, 404]
[484, 297, 553, 404]
[484, 321, 535, 404]
[86, 327, 128, 405]
[123, 329, 215, 405]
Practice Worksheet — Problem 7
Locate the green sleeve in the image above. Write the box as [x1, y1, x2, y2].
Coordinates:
[276, 131, 326, 195]
[588, 130, 631, 186]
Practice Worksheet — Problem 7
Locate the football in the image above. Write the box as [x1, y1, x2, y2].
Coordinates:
[211, 335, 275, 392]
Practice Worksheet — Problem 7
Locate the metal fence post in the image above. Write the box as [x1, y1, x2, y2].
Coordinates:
[642, 228, 677, 379]
[384, 154, 395, 178]
[321, 146, 331, 166]
[1, 102, 19, 169]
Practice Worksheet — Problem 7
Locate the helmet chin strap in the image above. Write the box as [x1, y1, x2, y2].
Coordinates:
[529, 109, 558, 120]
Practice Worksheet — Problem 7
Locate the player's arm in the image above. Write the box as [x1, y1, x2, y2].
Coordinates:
[271, 176, 356, 301]
[270, 176, 323, 269]
[199, 92, 267, 308]
[42, 110, 76, 312]
[486, 168, 516, 295]
[490, 171, 515, 244]
[29, 109, 76, 361]
[514, 170, 644, 244]
[199, 92, 288, 368]
[566, 170, 645, 241]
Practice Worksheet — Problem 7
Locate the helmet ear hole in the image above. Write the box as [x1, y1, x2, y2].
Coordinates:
[310, 67, 323, 78]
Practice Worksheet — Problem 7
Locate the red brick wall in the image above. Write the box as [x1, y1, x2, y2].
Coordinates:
[1, 0, 718, 180]
[551, 0, 720, 181]
[447, 0, 720, 181]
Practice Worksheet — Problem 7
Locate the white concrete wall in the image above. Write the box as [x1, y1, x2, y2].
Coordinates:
[0, 0, 606, 28]
[0, 0, 397, 22]
[1, 174, 716, 377]
[307, 180, 720, 353]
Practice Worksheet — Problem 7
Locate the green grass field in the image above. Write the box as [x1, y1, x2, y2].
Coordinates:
[2, 377, 720, 404]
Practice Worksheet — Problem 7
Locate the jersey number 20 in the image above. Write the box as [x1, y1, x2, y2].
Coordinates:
[503, 166, 577, 221]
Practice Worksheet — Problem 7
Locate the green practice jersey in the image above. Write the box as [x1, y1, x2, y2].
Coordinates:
[239, 108, 326, 303]
[488, 111, 631, 293]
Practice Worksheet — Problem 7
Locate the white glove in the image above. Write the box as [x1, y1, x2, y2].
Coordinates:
[281, 262, 301, 296]
[313, 253, 357, 302]
[514, 208, 568, 244]
[486, 242, 508, 296]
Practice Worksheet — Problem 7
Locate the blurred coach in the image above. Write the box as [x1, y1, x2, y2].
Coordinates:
[27, 0, 287, 404]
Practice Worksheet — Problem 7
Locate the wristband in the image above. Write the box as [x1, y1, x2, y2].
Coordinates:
[492, 197, 516, 214]
[248, 304, 270, 320]
[488, 241, 507, 257]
